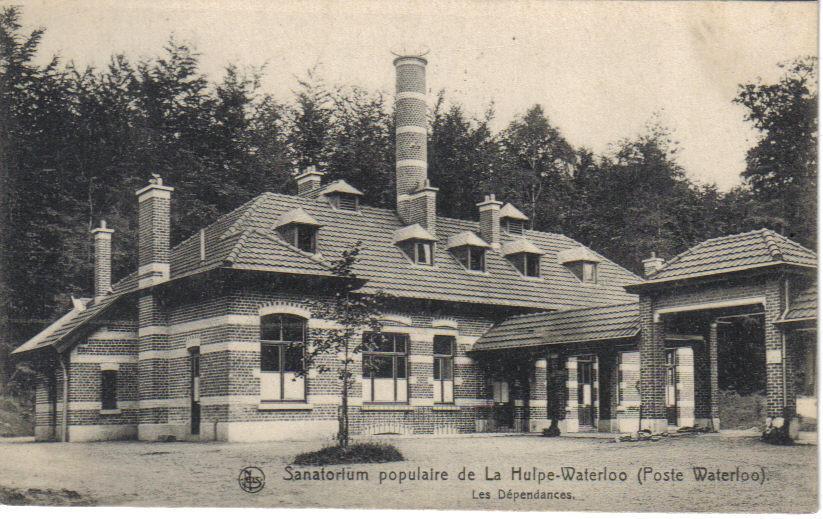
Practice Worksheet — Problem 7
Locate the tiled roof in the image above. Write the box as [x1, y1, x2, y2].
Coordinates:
[169, 192, 640, 310]
[15, 191, 641, 354]
[635, 229, 816, 285]
[13, 272, 139, 355]
[782, 283, 817, 322]
[473, 303, 639, 352]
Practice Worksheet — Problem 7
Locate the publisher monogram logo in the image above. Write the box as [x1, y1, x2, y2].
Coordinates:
[238, 466, 265, 494]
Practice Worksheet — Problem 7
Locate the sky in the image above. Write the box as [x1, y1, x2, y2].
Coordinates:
[16, 0, 819, 191]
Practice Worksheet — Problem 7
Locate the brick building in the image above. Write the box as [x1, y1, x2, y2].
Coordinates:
[13, 55, 817, 442]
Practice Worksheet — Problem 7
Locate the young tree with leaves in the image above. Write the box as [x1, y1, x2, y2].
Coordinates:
[302, 242, 388, 448]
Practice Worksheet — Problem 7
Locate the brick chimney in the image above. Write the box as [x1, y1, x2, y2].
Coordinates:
[294, 166, 325, 196]
[477, 195, 503, 248]
[91, 220, 114, 300]
[136, 175, 174, 289]
[642, 252, 665, 278]
[394, 54, 437, 234]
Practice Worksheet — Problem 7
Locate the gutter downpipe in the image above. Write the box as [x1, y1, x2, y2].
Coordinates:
[59, 352, 69, 442]
[781, 276, 790, 415]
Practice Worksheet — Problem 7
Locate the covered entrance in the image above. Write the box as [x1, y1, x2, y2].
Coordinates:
[627, 229, 817, 437]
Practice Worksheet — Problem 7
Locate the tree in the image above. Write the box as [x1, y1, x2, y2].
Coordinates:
[302, 243, 389, 448]
[735, 57, 817, 248]
[288, 67, 333, 171]
[500, 105, 576, 230]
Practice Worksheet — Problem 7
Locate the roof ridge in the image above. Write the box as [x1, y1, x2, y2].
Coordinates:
[221, 193, 270, 239]
[760, 228, 784, 261]
[224, 229, 252, 264]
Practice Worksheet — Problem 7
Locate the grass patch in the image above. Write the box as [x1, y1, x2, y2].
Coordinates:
[293, 442, 404, 465]
[0, 485, 96, 506]
[0, 396, 34, 437]
[718, 390, 766, 430]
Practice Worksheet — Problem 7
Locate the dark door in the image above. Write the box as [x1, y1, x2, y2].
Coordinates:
[190, 348, 201, 435]
[493, 380, 514, 429]
[577, 361, 595, 428]
[665, 349, 678, 425]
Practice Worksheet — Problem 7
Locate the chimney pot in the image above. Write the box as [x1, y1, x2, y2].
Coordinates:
[477, 194, 504, 247]
[642, 253, 666, 278]
[91, 219, 115, 299]
[294, 166, 325, 196]
[136, 176, 174, 288]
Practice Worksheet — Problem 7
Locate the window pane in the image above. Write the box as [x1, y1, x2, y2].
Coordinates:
[261, 344, 280, 372]
[395, 356, 407, 378]
[101, 370, 117, 410]
[284, 343, 303, 372]
[364, 332, 392, 352]
[281, 316, 305, 342]
[394, 334, 408, 353]
[433, 335, 455, 355]
[582, 262, 596, 283]
[260, 315, 282, 341]
[416, 242, 431, 265]
[296, 225, 316, 252]
[364, 355, 393, 378]
[441, 358, 453, 380]
[526, 254, 540, 277]
[454, 247, 469, 268]
[469, 247, 485, 271]
[433, 358, 442, 380]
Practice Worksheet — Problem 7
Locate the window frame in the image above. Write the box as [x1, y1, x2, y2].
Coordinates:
[503, 218, 524, 235]
[510, 252, 541, 277]
[454, 245, 486, 272]
[362, 332, 409, 403]
[281, 224, 317, 253]
[400, 240, 434, 266]
[101, 369, 118, 411]
[331, 193, 359, 212]
[433, 335, 456, 403]
[260, 314, 307, 402]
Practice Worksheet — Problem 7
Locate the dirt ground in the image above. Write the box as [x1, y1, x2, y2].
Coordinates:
[0, 433, 816, 512]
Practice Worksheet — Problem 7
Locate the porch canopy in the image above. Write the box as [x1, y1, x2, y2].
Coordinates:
[473, 303, 640, 351]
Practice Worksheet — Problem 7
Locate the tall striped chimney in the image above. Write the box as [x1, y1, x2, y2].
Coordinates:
[394, 54, 437, 234]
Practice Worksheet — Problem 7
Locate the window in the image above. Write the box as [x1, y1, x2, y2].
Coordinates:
[260, 314, 307, 402]
[433, 335, 455, 403]
[511, 252, 540, 277]
[618, 351, 640, 405]
[503, 218, 524, 235]
[567, 261, 597, 283]
[331, 194, 359, 211]
[281, 224, 317, 253]
[400, 240, 433, 265]
[101, 370, 117, 410]
[362, 332, 409, 403]
[454, 246, 485, 272]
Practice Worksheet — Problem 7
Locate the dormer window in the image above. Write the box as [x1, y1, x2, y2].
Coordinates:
[557, 246, 601, 284]
[503, 218, 524, 235]
[456, 246, 486, 272]
[502, 238, 544, 278]
[567, 261, 597, 283]
[282, 224, 317, 253]
[275, 208, 322, 254]
[500, 203, 529, 236]
[319, 180, 363, 212]
[393, 224, 436, 266]
[331, 193, 359, 211]
[402, 241, 433, 265]
[447, 231, 491, 272]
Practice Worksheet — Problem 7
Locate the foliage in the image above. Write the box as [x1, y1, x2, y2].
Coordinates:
[0, 5, 813, 397]
[292, 441, 404, 466]
[302, 242, 390, 447]
[735, 57, 817, 248]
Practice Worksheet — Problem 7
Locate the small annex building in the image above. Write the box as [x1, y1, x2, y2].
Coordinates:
[13, 55, 817, 442]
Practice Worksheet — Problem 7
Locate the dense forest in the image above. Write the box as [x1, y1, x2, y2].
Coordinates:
[0, 6, 817, 388]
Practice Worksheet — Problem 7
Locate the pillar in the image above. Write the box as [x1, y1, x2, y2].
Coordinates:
[639, 295, 667, 432]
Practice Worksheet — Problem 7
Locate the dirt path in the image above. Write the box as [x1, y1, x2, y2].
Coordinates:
[0, 434, 816, 511]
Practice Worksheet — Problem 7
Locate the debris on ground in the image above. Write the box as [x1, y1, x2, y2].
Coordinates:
[0, 485, 96, 506]
[614, 426, 713, 443]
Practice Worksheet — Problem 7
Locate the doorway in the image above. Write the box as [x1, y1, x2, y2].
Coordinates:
[577, 358, 595, 429]
[190, 348, 201, 436]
